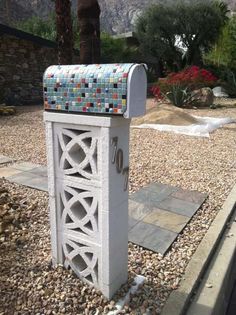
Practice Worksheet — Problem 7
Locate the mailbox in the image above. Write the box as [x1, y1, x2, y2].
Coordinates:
[44, 63, 147, 299]
[43, 63, 147, 118]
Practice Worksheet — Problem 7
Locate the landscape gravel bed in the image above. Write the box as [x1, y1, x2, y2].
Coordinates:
[0, 102, 236, 314]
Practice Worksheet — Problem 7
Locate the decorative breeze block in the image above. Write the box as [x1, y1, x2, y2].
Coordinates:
[45, 113, 130, 298]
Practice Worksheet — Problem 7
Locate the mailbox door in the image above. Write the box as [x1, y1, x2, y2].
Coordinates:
[125, 64, 147, 119]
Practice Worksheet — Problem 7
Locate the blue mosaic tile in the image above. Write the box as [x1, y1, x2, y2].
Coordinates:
[43, 64, 134, 115]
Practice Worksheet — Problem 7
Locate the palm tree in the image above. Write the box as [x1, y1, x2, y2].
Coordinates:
[55, 0, 73, 64]
[78, 0, 101, 64]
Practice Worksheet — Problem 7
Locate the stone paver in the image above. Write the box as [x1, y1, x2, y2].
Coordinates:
[130, 182, 178, 207]
[129, 221, 178, 254]
[157, 197, 200, 217]
[171, 188, 208, 204]
[7, 172, 48, 192]
[0, 155, 13, 165]
[0, 167, 22, 178]
[128, 216, 139, 230]
[28, 166, 48, 177]
[12, 162, 43, 171]
[0, 159, 207, 255]
[142, 208, 189, 233]
[129, 199, 151, 221]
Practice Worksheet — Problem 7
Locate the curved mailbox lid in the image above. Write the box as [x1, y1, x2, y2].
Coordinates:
[125, 63, 147, 119]
[43, 63, 147, 118]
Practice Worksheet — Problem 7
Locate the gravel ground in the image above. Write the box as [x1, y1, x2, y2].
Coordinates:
[0, 101, 236, 314]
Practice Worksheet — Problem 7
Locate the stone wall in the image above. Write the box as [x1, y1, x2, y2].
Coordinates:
[0, 25, 79, 105]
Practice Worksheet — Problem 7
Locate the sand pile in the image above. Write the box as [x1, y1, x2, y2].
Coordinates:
[133, 104, 198, 126]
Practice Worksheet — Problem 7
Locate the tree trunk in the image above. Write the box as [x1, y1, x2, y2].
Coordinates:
[78, 0, 101, 64]
[55, 0, 73, 64]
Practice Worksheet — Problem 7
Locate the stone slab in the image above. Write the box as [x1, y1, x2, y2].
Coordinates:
[147, 182, 178, 195]
[7, 172, 48, 191]
[171, 188, 208, 205]
[0, 155, 13, 165]
[129, 221, 177, 255]
[158, 197, 200, 217]
[44, 111, 131, 128]
[0, 167, 23, 178]
[28, 166, 48, 177]
[129, 199, 151, 221]
[12, 162, 42, 171]
[128, 183, 207, 255]
[130, 182, 178, 206]
[128, 216, 140, 230]
[143, 208, 189, 233]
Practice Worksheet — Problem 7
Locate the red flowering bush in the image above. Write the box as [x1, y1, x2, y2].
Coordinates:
[152, 66, 218, 107]
[150, 85, 164, 100]
[167, 66, 217, 89]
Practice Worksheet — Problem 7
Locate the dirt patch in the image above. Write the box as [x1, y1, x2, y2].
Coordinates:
[133, 98, 236, 126]
[133, 103, 198, 126]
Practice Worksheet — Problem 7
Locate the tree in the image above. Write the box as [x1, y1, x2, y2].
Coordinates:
[136, 1, 229, 73]
[55, 0, 73, 64]
[16, 15, 57, 41]
[101, 33, 139, 63]
[205, 15, 236, 70]
[77, 0, 101, 64]
[16, 13, 80, 50]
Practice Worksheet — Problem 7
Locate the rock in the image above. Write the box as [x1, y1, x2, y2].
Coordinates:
[0, 105, 16, 116]
[192, 87, 214, 107]
[191, 87, 214, 107]
[212, 86, 229, 98]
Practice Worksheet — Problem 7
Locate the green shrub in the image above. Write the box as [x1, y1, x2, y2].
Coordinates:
[204, 15, 236, 70]
[16, 14, 80, 49]
[101, 33, 139, 63]
[220, 69, 236, 97]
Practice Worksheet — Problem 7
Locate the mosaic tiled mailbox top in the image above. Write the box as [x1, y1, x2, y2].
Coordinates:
[43, 63, 135, 115]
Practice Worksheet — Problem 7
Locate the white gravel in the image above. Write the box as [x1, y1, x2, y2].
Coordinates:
[0, 101, 236, 314]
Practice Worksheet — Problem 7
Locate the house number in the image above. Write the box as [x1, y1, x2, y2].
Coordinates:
[111, 136, 129, 191]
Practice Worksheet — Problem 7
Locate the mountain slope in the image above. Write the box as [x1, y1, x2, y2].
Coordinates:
[0, 0, 235, 34]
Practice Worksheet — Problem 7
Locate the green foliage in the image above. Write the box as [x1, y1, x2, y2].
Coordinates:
[220, 69, 236, 96]
[204, 16, 236, 70]
[101, 33, 139, 63]
[135, 0, 228, 71]
[16, 16, 138, 62]
[16, 14, 80, 49]
[166, 85, 191, 107]
[16, 14, 57, 41]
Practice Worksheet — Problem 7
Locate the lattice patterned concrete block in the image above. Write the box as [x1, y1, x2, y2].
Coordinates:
[44, 112, 131, 299]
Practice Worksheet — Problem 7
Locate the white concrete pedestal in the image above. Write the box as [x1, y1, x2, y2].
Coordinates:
[44, 112, 131, 299]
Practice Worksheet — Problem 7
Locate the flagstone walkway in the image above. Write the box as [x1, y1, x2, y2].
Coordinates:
[0, 155, 207, 255]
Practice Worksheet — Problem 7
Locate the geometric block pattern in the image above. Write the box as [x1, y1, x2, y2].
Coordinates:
[57, 127, 99, 180]
[44, 113, 131, 299]
[55, 128, 100, 287]
[63, 236, 99, 286]
[60, 186, 99, 240]
[43, 63, 134, 115]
